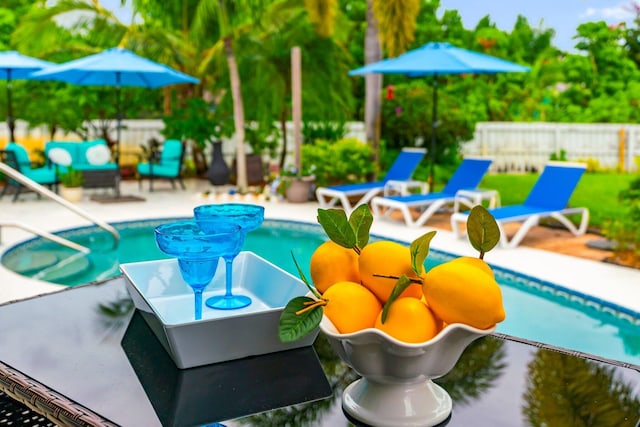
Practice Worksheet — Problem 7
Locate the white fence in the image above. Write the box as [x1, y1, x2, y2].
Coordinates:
[3, 120, 638, 173]
[461, 122, 640, 173]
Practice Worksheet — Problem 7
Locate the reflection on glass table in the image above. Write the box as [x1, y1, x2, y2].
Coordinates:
[0, 278, 638, 426]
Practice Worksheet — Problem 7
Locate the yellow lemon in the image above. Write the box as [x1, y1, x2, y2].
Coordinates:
[310, 240, 360, 293]
[421, 259, 505, 329]
[374, 297, 440, 343]
[359, 240, 422, 302]
[322, 281, 382, 334]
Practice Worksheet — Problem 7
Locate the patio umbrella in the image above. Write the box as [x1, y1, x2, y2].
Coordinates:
[349, 42, 529, 186]
[30, 47, 199, 163]
[0, 51, 53, 143]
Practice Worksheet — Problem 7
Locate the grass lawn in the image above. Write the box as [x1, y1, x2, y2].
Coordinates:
[479, 172, 637, 230]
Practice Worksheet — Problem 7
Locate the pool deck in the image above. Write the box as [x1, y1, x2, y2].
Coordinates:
[1, 178, 639, 316]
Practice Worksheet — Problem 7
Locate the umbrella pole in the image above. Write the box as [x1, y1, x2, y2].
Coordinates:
[429, 75, 438, 189]
[7, 71, 14, 142]
[115, 73, 121, 166]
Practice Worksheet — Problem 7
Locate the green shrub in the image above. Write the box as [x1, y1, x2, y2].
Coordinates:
[59, 166, 85, 187]
[549, 149, 567, 161]
[301, 138, 375, 187]
[602, 175, 640, 267]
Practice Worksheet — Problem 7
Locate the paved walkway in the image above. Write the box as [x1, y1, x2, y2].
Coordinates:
[1, 179, 639, 315]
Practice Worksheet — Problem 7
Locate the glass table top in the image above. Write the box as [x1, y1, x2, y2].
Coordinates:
[0, 277, 638, 427]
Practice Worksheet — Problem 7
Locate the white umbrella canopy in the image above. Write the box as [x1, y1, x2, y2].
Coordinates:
[30, 47, 199, 162]
[0, 51, 54, 142]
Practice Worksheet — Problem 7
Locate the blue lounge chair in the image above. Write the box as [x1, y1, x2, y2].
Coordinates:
[0, 142, 58, 201]
[451, 162, 589, 248]
[315, 147, 426, 215]
[371, 157, 493, 227]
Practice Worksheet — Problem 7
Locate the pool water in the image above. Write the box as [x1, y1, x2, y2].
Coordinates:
[3, 218, 640, 366]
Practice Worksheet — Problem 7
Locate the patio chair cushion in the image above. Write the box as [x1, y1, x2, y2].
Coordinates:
[45, 139, 116, 172]
[137, 163, 179, 177]
[22, 167, 57, 184]
[2, 142, 58, 190]
[4, 142, 32, 169]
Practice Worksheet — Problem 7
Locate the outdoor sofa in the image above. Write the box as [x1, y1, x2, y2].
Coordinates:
[44, 139, 120, 195]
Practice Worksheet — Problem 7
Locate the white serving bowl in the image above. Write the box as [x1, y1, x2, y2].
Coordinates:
[320, 316, 495, 427]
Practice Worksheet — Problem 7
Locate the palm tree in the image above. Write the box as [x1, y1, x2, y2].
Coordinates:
[193, 0, 341, 191]
[363, 0, 421, 163]
[192, 0, 254, 190]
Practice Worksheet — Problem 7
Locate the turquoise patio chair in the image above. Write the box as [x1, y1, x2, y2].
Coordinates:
[315, 147, 427, 215]
[0, 142, 58, 201]
[451, 162, 589, 248]
[137, 139, 186, 192]
[371, 157, 493, 227]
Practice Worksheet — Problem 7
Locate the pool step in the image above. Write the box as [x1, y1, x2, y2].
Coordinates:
[32, 253, 92, 284]
[10, 252, 59, 276]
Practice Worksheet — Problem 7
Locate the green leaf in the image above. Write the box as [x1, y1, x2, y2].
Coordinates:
[278, 296, 323, 342]
[410, 230, 436, 275]
[291, 251, 322, 299]
[348, 204, 373, 248]
[317, 208, 356, 248]
[467, 205, 501, 255]
[381, 275, 411, 323]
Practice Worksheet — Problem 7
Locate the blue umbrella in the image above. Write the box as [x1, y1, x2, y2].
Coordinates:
[30, 47, 199, 163]
[350, 42, 529, 185]
[0, 51, 53, 142]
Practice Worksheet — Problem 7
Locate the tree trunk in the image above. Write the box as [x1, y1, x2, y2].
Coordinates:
[224, 36, 248, 191]
[365, 0, 383, 169]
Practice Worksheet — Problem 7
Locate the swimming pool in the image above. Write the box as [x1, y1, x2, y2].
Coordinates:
[3, 218, 640, 366]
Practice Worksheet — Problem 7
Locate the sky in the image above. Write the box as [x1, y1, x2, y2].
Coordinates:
[99, 0, 637, 53]
[439, 0, 640, 52]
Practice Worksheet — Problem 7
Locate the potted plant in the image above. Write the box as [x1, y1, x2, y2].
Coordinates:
[280, 163, 316, 203]
[58, 166, 85, 202]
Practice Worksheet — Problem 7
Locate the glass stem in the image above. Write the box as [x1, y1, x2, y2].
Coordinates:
[194, 289, 203, 320]
[225, 259, 234, 297]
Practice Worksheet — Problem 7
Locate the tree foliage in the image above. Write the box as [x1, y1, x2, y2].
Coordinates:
[4, 0, 640, 171]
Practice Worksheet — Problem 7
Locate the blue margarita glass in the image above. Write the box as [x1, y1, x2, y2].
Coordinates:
[193, 203, 265, 310]
[154, 220, 242, 320]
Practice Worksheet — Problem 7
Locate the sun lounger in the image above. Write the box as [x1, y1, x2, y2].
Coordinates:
[451, 162, 589, 248]
[315, 147, 426, 215]
[371, 157, 493, 227]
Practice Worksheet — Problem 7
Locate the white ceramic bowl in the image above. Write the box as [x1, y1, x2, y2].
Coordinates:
[320, 316, 495, 427]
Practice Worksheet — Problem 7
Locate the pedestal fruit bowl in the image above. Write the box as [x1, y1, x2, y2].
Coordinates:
[321, 316, 494, 426]
[278, 204, 505, 427]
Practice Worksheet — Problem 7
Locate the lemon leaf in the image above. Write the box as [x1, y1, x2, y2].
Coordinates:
[410, 230, 436, 275]
[278, 296, 323, 342]
[291, 251, 322, 299]
[349, 204, 373, 248]
[381, 275, 411, 324]
[467, 205, 501, 256]
[317, 208, 356, 248]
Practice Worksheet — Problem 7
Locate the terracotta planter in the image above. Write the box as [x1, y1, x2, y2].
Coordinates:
[60, 186, 84, 203]
[285, 178, 313, 203]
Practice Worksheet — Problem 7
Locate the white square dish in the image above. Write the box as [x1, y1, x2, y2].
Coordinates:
[120, 251, 318, 368]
